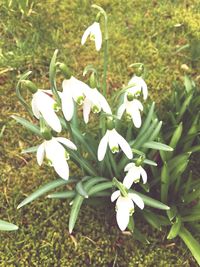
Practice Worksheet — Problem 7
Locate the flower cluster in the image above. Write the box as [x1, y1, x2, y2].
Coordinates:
[20, 9, 149, 233]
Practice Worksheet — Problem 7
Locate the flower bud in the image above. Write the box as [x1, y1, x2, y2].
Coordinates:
[135, 156, 144, 167]
[58, 63, 72, 79]
[41, 129, 52, 140]
[90, 72, 97, 88]
[106, 117, 115, 130]
[21, 80, 38, 93]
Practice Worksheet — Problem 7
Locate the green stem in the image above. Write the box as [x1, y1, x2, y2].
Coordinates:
[103, 38, 108, 96]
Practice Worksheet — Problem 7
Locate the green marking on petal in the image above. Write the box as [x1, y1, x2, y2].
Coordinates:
[53, 103, 60, 112]
[129, 208, 135, 216]
[65, 151, 70, 160]
[76, 96, 84, 105]
[111, 146, 119, 154]
[92, 105, 100, 113]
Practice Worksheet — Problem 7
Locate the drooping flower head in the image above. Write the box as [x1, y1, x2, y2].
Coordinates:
[36, 137, 77, 180]
[61, 76, 89, 121]
[81, 22, 102, 51]
[123, 162, 147, 189]
[111, 190, 144, 231]
[32, 90, 62, 133]
[127, 75, 148, 100]
[117, 75, 148, 128]
[97, 119, 133, 161]
[117, 96, 143, 128]
[83, 86, 112, 123]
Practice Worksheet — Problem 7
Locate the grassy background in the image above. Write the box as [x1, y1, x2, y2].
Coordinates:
[0, 0, 200, 266]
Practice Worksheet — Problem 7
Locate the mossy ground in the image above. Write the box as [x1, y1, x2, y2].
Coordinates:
[0, 0, 200, 266]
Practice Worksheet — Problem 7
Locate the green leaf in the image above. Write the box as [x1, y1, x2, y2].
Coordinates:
[161, 162, 170, 203]
[177, 93, 193, 123]
[184, 75, 193, 93]
[168, 153, 191, 173]
[49, 49, 61, 104]
[76, 181, 89, 198]
[88, 181, 113, 196]
[68, 177, 107, 233]
[133, 227, 150, 244]
[137, 102, 155, 138]
[167, 206, 178, 222]
[167, 122, 183, 158]
[71, 125, 97, 160]
[12, 115, 42, 137]
[69, 149, 98, 177]
[143, 159, 157, 166]
[133, 119, 158, 149]
[21, 145, 38, 154]
[182, 214, 200, 222]
[17, 179, 75, 209]
[179, 226, 200, 265]
[130, 190, 170, 210]
[127, 216, 135, 233]
[142, 210, 162, 230]
[47, 191, 76, 199]
[0, 220, 18, 231]
[142, 141, 173, 151]
[16, 70, 33, 115]
[167, 216, 182, 239]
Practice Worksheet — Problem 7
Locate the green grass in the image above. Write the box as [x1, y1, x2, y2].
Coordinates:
[0, 0, 200, 266]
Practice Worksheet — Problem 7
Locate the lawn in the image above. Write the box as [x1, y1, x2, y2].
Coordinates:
[0, 0, 200, 266]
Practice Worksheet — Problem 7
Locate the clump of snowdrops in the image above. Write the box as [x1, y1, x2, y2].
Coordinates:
[13, 5, 172, 235]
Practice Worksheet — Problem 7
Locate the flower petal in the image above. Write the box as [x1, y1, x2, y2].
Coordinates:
[116, 196, 134, 231]
[117, 103, 126, 119]
[108, 129, 119, 152]
[31, 95, 40, 119]
[52, 157, 69, 180]
[83, 98, 91, 124]
[124, 162, 135, 172]
[96, 90, 111, 114]
[56, 137, 77, 150]
[111, 190, 120, 202]
[61, 87, 74, 121]
[81, 25, 91, 45]
[45, 139, 69, 180]
[97, 131, 109, 161]
[116, 207, 130, 231]
[129, 193, 144, 210]
[36, 143, 45, 166]
[139, 166, 147, 184]
[114, 129, 133, 159]
[123, 172, 136, 189]
[93, 22, 102, 51]
[35, 91, 61, 132]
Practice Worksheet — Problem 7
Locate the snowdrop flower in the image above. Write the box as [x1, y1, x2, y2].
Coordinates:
[111, 190, 144, 231]
[127, 75, 148, 100]
[81, 22, 102, 51]
[83, 87, 112, 123]
[61, 76, 89, 121]
[98, 128, 133, 161]
[123, 162, 147, 189]
[32, 90, 62, 133]
[117, 96, 143, 128]
[36, 137, 77, 180]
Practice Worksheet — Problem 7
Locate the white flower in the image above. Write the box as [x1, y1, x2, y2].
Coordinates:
[81, 22, 102, 51]
[97, 128, 133, 161]
[32, 90, 62, 133]
[117, 98, 143, 128]
[36, 137, 77, 180]
[123, 163, 147, 189]
[83, 87, 112, 123]
[111, 190, 144, 231]
[61, 76, 89, 121]
[127, 75, 148, 100]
